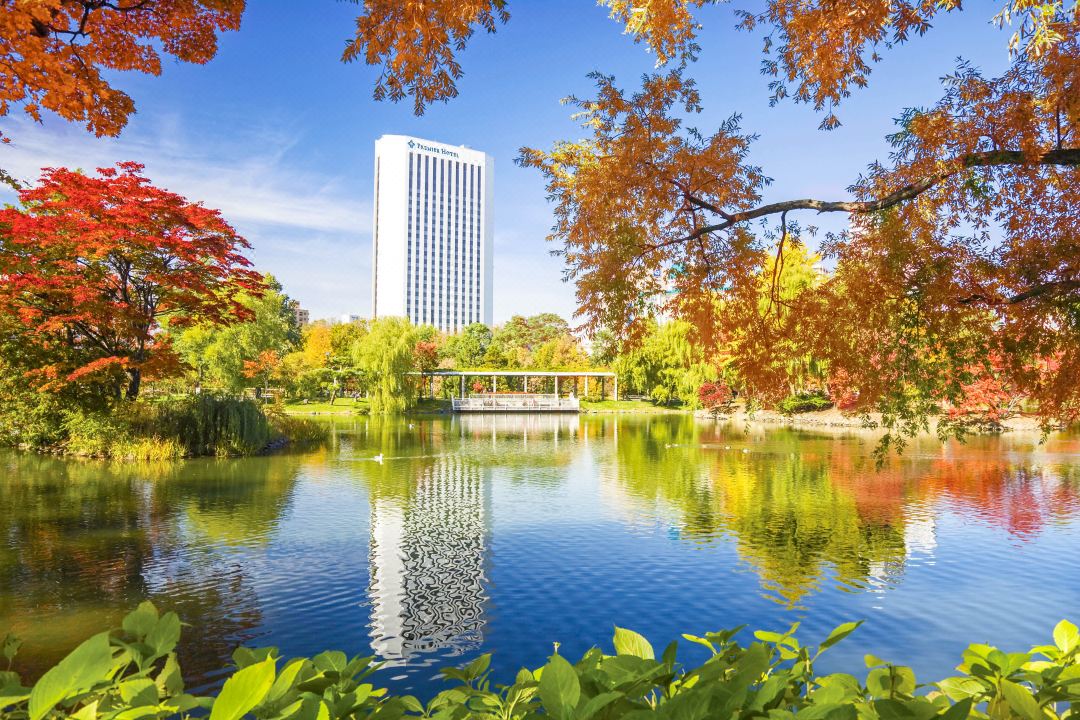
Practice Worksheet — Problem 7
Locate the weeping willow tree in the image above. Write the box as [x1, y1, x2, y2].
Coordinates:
[353, 317, 418, 414]
[613, 320, 717, 407]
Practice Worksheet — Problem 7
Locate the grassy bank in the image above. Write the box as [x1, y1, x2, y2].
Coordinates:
[581, 398, 689, 413]
[281, 397, 370, 415]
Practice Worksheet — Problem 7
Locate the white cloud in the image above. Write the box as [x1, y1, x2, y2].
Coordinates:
[0, 116, 369, 236]
[0, 115, 376, 320]
[0, 115, 577, 324]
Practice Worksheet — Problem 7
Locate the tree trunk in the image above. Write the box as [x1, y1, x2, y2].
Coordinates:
[125, 367, 141, 400]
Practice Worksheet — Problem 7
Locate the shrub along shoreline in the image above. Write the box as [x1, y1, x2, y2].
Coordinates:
[0, 396, 326, 461]
[699, 405, 1066, 436]
[1, 603, 1077, 720]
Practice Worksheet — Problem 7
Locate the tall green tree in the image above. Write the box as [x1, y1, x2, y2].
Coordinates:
[352, 317, 418, 414]
[614, 320, 717, 407]
[732, 243, 829, 398]
[532, 336, 589, 371]
[486, 314, 576, 368]
[449, 322, 493, 368]
[589, 328, 620, 367]
[173, 277, 299, 393]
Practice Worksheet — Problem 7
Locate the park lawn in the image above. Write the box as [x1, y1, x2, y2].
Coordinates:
[580, 398, 688, 413]
[408, 398, 453, 414]
[282, 397, 369, 415]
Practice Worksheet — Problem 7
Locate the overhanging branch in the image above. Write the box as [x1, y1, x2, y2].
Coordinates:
[959, 279, 1080, 306]
[674, 147, 1079, 246]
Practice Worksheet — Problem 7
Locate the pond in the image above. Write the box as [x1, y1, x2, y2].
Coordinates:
[1, 414, 1079, 696]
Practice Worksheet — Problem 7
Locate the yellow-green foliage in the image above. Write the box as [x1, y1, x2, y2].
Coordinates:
[58, 397, 325, 459]
[352, 317, 418, 415]
[614, 320, 717, 407]
[2, 602, 1078, 719]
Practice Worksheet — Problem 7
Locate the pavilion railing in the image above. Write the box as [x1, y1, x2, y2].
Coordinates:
[451, 393, 581, 413]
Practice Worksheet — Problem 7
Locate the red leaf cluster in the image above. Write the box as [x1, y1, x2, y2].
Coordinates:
[698, 381, 734, 411]
[0, 163, 265, 398]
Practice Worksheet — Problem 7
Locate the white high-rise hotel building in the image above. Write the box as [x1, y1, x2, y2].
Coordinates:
[371, 135, 493, 332]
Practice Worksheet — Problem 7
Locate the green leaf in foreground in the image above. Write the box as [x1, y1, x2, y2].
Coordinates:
[539, 653, 580, 718]
[1053, 619, 1079, 654]
[999, 679, 1042, 720]
[613, 627, 655, 659]
[820, 621, 863, 652]
[209, 656, 276, 720]
[7, 606, 1080, 720]
[28, 631, 113, 720]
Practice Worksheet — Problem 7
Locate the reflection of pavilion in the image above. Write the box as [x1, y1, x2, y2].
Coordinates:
[455, 412, 581, 440]
[368, 455, 491, 663]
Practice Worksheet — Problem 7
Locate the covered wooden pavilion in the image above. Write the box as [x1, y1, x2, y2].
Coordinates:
[412, 370, 618, 404]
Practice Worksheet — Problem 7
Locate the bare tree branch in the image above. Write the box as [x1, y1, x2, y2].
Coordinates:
[670, 147, 1079, 246]
[959, 279, 1080, 306]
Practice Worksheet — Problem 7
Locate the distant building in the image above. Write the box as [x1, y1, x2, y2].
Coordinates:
[371, 135, 493, 333]
[290, 301, 310, 327]
[340, 314, 362, 325]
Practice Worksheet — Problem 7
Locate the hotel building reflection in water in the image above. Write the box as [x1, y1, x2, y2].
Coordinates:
[366, 453, 492, 664]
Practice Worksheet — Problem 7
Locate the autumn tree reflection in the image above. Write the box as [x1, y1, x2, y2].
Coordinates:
[609, 418, 1080, 607]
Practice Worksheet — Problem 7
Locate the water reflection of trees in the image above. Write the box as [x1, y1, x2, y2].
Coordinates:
[5, 416, 1077, 680]
[609, 418, 1080, 607]
[0, 452, 304, 680]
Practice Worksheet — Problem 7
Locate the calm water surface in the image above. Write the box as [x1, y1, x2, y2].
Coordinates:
[1, 415, 1079, 695]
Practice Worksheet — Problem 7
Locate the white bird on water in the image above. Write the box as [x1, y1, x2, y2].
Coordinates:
[373, 453, 384, 464]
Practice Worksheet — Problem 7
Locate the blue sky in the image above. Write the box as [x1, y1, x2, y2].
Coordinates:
[0, 2, 1011, 323]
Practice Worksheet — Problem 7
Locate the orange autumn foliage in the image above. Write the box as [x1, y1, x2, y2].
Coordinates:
[344, 1, 1076, 441]
[493, 6, 1073, 440]
[0, 0, 244, 182]
[342, 0, 510, 115]
[243, 349, 281, 390]
[342, 0, 717, 114]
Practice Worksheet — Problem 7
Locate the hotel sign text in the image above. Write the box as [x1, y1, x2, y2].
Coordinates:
[407, 139, 460, 159]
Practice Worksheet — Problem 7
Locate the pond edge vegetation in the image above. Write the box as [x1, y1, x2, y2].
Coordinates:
[0, 395, 326, 461]
[1, 603, 1078, 720]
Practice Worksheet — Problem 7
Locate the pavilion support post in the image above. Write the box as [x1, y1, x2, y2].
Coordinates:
[555, 376, 560, 397]
[585, 376, 589, 399]
[524, 376, 528, 393]
[614, 376, 619, 402]
[461, 375, 466, 397]
[492, 375, 496, 393]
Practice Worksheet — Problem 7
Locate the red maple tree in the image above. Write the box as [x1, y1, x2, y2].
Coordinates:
[698, 381, 734, 413]
[0, 162, 265, 400]
[414, 340, 440, 374]
[945, 358, 1020, 427]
